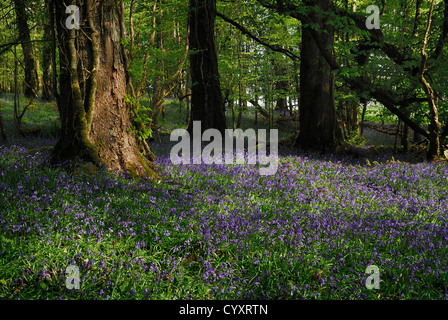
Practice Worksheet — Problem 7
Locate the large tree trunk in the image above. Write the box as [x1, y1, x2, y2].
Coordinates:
[187, 0, 226, 135]
[13, 0, 39, 98]
[51, 0, 156, 177]
[295, 0, 336, 152]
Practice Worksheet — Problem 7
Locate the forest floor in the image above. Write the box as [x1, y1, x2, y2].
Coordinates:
[1, 96, 448, 300]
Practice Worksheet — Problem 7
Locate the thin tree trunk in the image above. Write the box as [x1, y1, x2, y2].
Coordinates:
[231, 96, 235, 130]
[394, 119, 401, 154]
[13, 0, 39, 98]
[401, 120, 410, 153]
[150, 2, 166, 126]
[412, 0, 423, 37]
[418, 0, 440, 160]
[273, 59, 288, 113]
[185, 71, 191, 126]
[42, 0, 55, 101]
[254, 95, 258, 126]
[360, 99, 367, 136]
[0, 100, 7, 141]
[13, 52, 21, 132]
[236, 32, 244, 128]
[32, 29, 42, 94]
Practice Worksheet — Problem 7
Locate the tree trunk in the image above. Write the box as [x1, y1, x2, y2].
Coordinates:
[254, 97, 258, 126]
[42, 0, 56, 101]
[13, 53, 22, 132]
[394, 119, 401, 154]
[236, 33, 245, 128]
[13, 0, 39, 98]
[337, 98, 359, 138]
[347, 100, 359, 135]
[360, 99, 367, 136]
[51, 0, 156, 177]
[273, 59, 289, 114]
[0, 100, 7, 141]
[187, 0, 226, 135]
[185, 71, 191, 126]
[401, 116, 410, 153]
[420, 76, 440, 160]
[295, 0, 336, 152]
[418, 0, 440, 160]
[149, 3, 166, 127]
[32, 28, 42, 94]
[236, 100, 245, 128]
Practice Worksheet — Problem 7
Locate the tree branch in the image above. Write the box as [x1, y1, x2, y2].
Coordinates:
[251, 0, 434, 139]
[343, 76, 429, 138]
[216, 11, 300, 60]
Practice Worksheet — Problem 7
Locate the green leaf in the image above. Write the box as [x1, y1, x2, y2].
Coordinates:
[39, 281, 47, 290]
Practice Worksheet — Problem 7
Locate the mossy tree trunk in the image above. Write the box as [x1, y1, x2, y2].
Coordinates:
[51, 0, 156, 177]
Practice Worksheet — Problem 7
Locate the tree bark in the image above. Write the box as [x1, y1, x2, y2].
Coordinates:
[295, 0, 336, 152]
[0, 100, 7, 141]
[273, 58, 289, 114]
[434, 0, 448, 59]
[418, 0, 440, 160]
[150, 10, 166, 127]
[42, 0, 56, 101]
[187, 0, 226, 135]
[412, 0, 423, 37]
[13, 0, 39, 98]
[51, 0, 156, 177]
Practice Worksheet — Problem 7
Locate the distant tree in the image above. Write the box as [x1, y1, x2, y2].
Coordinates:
[187, 0, 226, 135]
[13, 0, 39, 98]
[418, 0, 440, 160]
[41, 0, 57, 101]
[0, 100, 7, 141]
[295, 0, 336, 151]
